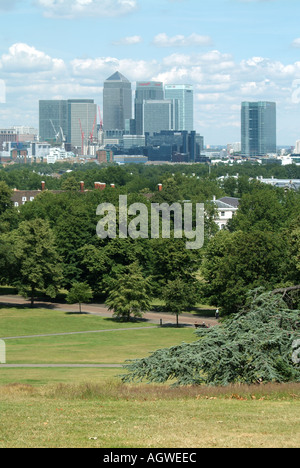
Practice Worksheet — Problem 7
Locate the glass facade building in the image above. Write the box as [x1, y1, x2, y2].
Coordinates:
[39, 100, 68, 143]
[143, 100, 179, 135]
[39, 99, 97, 150]
[68, 99, 97, 149]
[134, 81, 164, 135]
[103, 72, 132, 132]
[241, 101, 276, 157]
[164, 85, 194, 132]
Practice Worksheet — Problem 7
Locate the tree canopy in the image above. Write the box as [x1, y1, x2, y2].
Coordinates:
[122, 289, 300, 386]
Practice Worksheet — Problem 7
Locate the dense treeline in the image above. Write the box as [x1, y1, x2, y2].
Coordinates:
[0, 162, 299, 317]
[0, 161, 300, 192]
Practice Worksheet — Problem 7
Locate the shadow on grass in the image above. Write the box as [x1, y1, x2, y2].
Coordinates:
[0, 302, 57, 310]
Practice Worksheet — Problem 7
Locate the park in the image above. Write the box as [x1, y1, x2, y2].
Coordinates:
[0, 161, 299, 448]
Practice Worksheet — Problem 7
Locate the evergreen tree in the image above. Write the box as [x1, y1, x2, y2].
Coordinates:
[122, 289, 300, 386]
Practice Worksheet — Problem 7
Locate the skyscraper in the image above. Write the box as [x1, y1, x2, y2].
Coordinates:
[39, 100, 68, 143]
[164, 85, 194, 132]
[143, 99, 179, 135]
[241, 101, 276, 157]
[68, 99, 97, 149]
[39, 99, 97, 151]
[103, 72, 132, 132]
[135, 81, 164, 135]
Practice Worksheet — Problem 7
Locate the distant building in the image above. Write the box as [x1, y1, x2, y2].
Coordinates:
[113, 155, 148, 165]
[256, 176, 300, 191]
[39, 100, 68, 143]
[143, 100, 179, 135]
[211, 196, 240, 229]
[68, 99, 97, 150]
[96, 149, 114, 164]
[241, 101, 276, 157]
[103, 72, 132, 132]
[164, 85, 194, 132]
[123, 135, 146, 149]
[39, 99, 97, 152]
[0, 129, 17, 149]
[145, 130, 201, 162]
[135, 81, 164, 135]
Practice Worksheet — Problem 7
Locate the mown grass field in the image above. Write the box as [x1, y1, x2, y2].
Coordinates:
[0, 305, 300, 448]
[0, 307, 195, 365]
[0, 382, 299, 448]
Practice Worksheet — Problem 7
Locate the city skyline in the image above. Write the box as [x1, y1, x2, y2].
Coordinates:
[1, 1, 300, 145]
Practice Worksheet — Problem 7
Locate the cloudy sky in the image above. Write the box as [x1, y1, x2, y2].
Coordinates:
[1, 0, 300, 145]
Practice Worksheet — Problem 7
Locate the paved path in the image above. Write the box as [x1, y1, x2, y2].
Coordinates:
[0, 364, 123, 368]
[1, 326, 158, 341]
[0, 294, 217, 328]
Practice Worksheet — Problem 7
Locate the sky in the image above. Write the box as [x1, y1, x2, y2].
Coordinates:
[1, 0, 300, 146]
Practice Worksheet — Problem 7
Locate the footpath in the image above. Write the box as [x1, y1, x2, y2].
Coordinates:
[0, 294, 218, 328]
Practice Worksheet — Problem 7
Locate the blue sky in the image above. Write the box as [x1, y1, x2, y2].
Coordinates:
[1, 0, 300, 145]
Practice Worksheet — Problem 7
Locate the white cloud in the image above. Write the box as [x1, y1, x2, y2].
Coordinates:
[0, 43, 65, 73]
[112, 36, 143, 46]
[153, 33, 213, 48]
[292, 38, 300, 48]
[2, 41, 300, 144]
[35, 0, 138, 18]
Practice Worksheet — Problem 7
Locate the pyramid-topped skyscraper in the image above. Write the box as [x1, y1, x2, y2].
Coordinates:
[103, 71, 132, 131]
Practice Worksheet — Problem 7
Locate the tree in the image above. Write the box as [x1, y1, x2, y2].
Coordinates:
[0, 181, 12, 215]
[201, 229, 287, 315]
[122, 289, 300, 386]
[106, 262, 152, 321]
[10, 218, 63, 307]
[163, 278, 197, 327]
[66, 282, 93, 314]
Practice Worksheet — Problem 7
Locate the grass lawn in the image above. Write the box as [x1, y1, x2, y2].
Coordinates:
[0, 307, 154, 338]
[0, 382, 299, 448]
[1, 304, 299, 448]
[3, 327, 195, 364]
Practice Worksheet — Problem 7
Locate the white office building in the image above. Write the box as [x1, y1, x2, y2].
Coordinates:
[164, 85, 194, 132]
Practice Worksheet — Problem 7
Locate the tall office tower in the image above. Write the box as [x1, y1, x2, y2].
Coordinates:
[164, 85, 194, 132]
[39, 99, 97, 151]
[143, 99, 179, 135]
[39, 100, 69, 143]
[68, 99, 97, 149]
[135, 81, 164, 135]
[103, 72, 132, 131]
[241, 101, 276, 157]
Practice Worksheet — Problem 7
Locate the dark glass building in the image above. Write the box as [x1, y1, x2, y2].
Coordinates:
[241, 101, 276, 157]
[103, 72, 132, 132]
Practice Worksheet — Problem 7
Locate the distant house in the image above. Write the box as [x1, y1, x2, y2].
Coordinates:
[11, 181, 64, 208]
[11, 189, 43, 208]
[211, 196, 239, 229]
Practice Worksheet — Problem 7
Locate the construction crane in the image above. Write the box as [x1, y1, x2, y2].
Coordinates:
[50, 119, 60, 143]
[98, 106, 103, 130]
[79, 119, 85, 155]
[89, 114, 97, 144]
